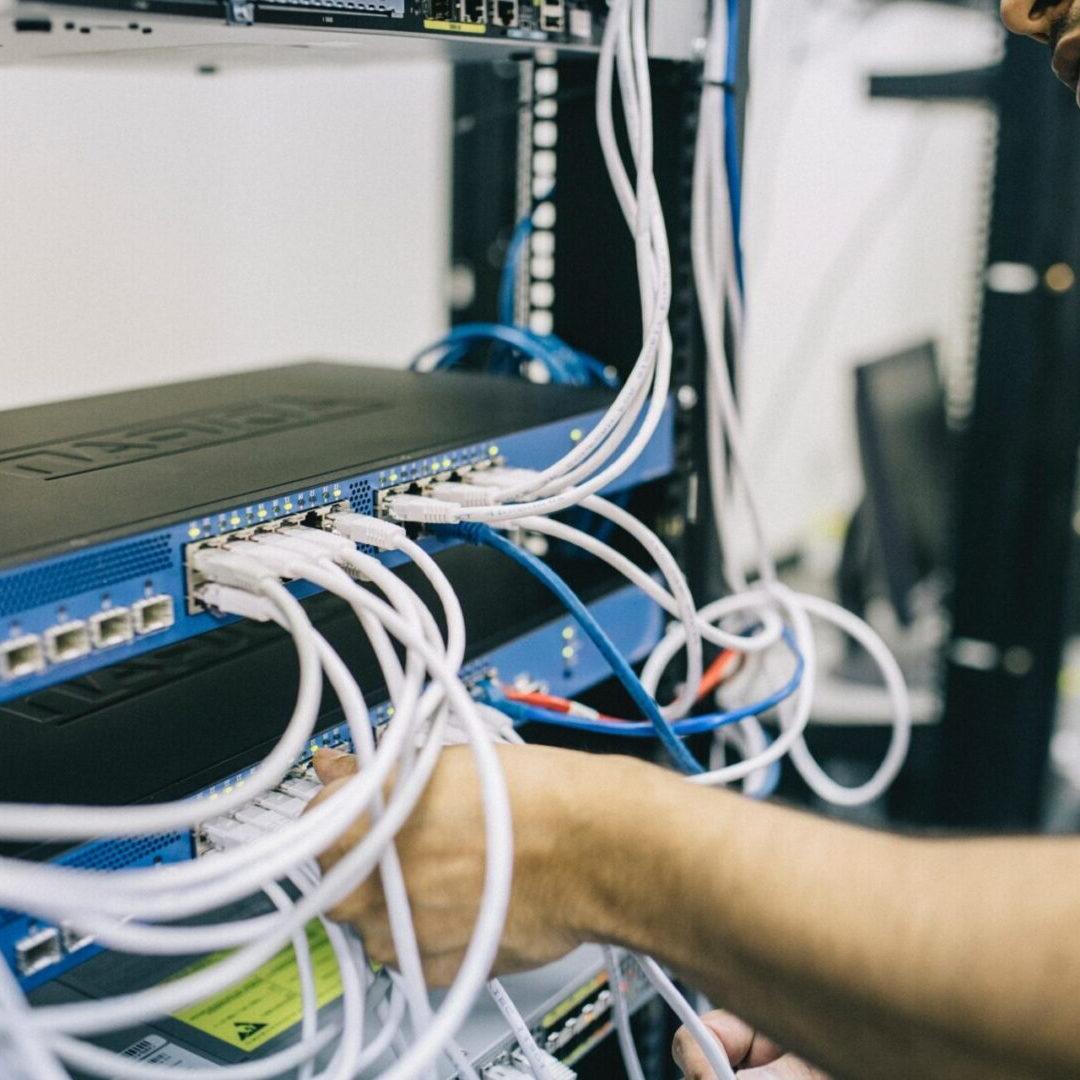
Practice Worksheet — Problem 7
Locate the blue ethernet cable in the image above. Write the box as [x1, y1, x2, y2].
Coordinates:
[476, 628, 803, 740]
[751, 735, 783, 800]
[431, 522, 705, 775]
[409, 323, 614, 389]
[498, 212, 536, 327]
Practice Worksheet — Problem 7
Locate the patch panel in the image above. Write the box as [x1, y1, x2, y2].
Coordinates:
[533, 954, 650, 1067]
[450, 950, 651, 1079]
[0, 364, 676, 704]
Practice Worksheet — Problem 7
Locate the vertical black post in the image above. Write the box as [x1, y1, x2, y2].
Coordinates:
[939, 35, 1080, 828]
[450, 62, 522, 327]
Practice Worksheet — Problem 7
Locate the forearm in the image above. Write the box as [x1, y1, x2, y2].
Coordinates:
[570, 756, 1080, 1080]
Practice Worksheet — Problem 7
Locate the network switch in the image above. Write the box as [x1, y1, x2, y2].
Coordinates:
[0, 0, 628, 67]
[0, 362, 673, 705]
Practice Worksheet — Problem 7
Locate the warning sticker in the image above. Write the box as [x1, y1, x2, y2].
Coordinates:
[172, 922, 343, 1052]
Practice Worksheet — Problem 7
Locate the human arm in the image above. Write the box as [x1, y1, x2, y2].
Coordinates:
[312, 743, 1080, 1080]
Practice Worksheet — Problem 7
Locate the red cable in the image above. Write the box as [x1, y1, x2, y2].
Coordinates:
[503, 647, 742, 727]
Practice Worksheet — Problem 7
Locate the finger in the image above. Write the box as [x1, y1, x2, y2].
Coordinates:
[673, 1010, 755, 1077]
[739, 1054, 832, 1080]
[745, 1030, 785, 1067]
[303, 774, 348, 820]
[313, 746, 359, 784]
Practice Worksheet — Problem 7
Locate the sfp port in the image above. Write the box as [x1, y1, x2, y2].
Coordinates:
[44, 620, 91, 664]
[15, 927, 61, 976]
[60, 922, 95, 954]
[133, 595, 175, 635]
[0, 634, 45, 681]
[89, 608, 134, 649]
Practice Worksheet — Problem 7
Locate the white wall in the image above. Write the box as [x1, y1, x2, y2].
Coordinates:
[738, 0, 1002, 562]
[0, 57, 451, 410]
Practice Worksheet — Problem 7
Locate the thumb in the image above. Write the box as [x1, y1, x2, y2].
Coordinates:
[740, 1055, 831, 1080]
[673, 1011, 754, 1078]
[312, 746, 359, 784]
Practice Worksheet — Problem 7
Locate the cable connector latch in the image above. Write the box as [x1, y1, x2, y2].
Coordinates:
[428, 482, 500, 508]
[190, 548, 280, 592]
[385, 494, 463, 525]
[328, 512, 407, 549]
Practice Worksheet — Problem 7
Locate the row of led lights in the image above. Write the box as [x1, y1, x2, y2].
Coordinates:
[187, 486, 349, 542]
[0, 594, 176, 683]
[377, 446, 501, 490]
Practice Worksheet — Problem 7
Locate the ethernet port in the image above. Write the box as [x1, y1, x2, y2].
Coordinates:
[0, 634, 45, 681]
[45, 621, 91, 664]
[15, 927, 61, 976]
[493, 0, 516, 25]
[90, 608, 134, 649]
[133, 596, 175, 635]
[541, 0, 563, 30]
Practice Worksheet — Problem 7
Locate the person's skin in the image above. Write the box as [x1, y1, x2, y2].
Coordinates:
[311, 744, 1080, 1080]
[1001, 3, 1080, 98]
[307, 10, 1080, 1080]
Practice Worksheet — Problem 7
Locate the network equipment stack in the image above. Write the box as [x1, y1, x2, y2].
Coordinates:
[1, 361, 676, 1075]
[0, 3, 715, 1075]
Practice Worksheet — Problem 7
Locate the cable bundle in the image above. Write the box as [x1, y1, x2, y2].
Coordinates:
[0, 524, 516, 1080]
[0, 2, 914, 1077]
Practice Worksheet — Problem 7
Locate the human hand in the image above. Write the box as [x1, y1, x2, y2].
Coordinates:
[308, 742, 640, 987]
[673, 1010, 831, 1079]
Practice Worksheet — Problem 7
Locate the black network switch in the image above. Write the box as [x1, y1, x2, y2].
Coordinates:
[0, 361, 674, 702]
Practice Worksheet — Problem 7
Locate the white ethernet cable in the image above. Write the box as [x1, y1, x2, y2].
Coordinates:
[12, 583, 408, 1045]
[486, 978, 567, 1080]
[603, 947, 647, 1080]
[483, 508, 784, 654]
[0, 954, 67, 1080]
[681, 0, 912, 804]
[710, 716, 774, 798]
[387, 0, 674, 526]
[0, 576, 437, 927]
[0, 533, 510, 1080]
[253, 531, 469, 1080]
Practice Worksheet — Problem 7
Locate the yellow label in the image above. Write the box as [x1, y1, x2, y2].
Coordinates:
[424, 18, 487, 33]
[172, 922, 343, 1052]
